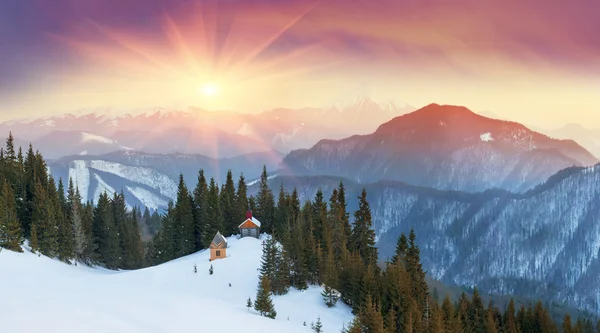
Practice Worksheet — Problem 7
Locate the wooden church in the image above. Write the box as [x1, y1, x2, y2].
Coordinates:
[238, 210, 261, 238]
[209, 231, 227, 261]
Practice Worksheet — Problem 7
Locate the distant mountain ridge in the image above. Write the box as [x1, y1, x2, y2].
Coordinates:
[47, 150, 284, 211]
[282, 103, 598, 192]
[253, 164, 600, 315]
[0, 97, 415, 159]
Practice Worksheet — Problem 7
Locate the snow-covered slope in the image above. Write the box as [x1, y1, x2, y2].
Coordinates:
[255, 167, 600, 315]
[48, 151, 283, 211]
[0, 236, 353, 333]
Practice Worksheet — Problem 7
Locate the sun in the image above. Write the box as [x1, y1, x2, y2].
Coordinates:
[200, 83, 219, 96]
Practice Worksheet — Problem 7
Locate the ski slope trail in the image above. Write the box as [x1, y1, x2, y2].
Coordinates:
[0, 236, 353, 333]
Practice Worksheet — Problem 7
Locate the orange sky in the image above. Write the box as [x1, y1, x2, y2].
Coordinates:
[1, 0, 599, 128]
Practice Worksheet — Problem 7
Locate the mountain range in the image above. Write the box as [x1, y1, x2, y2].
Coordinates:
[6, 100, 600, 317]
[282, 103, 597, 192]
[254, 164, 600, 315]
[47, 150, 283, 210]
[1, 97, 415, 159]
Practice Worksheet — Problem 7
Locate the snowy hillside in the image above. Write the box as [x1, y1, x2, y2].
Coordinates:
[0, 236, 353, 333]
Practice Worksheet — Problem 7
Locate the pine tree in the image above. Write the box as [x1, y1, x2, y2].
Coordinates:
[442, 295, 462, 333]
[235, 173, 249, 224]
[385, 308, 397, 333]
[30, 222, 39, 253]
[93, 192, 120, 268]
[193, 170, 209, 251]
[503, 299, 518, 333]
[0, 180, 23, 252]
[33, 180, 58, 257]
[322, 284, 340, 307]
[350, 188, 378, 266]
[174, 174, 195, 256]
[54, 178, 74, 263]
[256, 166, 275, 234]
[563, 313, 573, 333]
[220, 170, 237, 236]
[311, 317, 323, 333]
[254, 274, 277, 319]
[209, 264, 213, 275]
[274, 247, 291, 295]
[345, 317, 363, 333]
[202, 178, 224, 248]
[246, 297, 252, 311]
[360, 294, 385, 333]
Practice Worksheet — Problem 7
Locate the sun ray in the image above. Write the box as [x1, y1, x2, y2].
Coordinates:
[161, 13, 202, 74]
[236, 39, 337, 80]
[225, 0, 320, 74]
[87, 19, 188, 79]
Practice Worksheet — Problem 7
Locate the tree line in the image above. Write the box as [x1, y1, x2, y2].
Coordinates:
[1, 133, 599, 332]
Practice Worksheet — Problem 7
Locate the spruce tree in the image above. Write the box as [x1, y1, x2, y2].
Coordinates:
[503, 299, 518, 333]
[193, 170, 208, 251]
[563, 313, 573, 333]
[311, 317, 323, 333]
[202, 178, 224, 247]
[0, 180, 23, 252]
[235, 173, 249, 223]
[321, 284, 340, 308]
[246, 297, 252, 311]
[220, 170, 237, 236]
[360, 294, 385, 333]
[174, 174, 195, 256]
[33, 180, 58, 257]
[254, 274, 276, 319]
[256, 166, 275, 234]
[391, 233, 408, 265]
[29, 222, 39, 253]
[69, 191, 87, 263]
[385, 308, 397, 333]
[274, 247, 291, 295]
[93, 192, 120, 268]
[350, 188, 377, 265]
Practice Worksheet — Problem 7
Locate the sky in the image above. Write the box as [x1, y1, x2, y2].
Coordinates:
[1, 0, 599, 128]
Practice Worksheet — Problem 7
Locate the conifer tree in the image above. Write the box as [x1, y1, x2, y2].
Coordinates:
[0, 180, 23, 252]
[193, 170, 208, 251]
[391, 233, 408, 265]
[246, 297, 252, 311]
[55, 178, 74, 263]
[385, 308, 397, 333]
[69, 190, 87, 263]
[345, 317, 363, 333]
[311, 317, 323, 333]
[220, 170, 237, 236]
[33, 180, 58, 257]
[29, 222, 39, 253]
[274, 247, 291, 295]
[468, 288, 487, 333]
[563, 313, 573, 333]
[350, 188, 377, 265]
[254, 274, 276, 319]
[256, 166, 275, 234]
[174, 174, 195, 256]
[275, 183, 289, 239]
[322, 284, 340, 308]
[93, 192, 120, 268]
[202, 178, 224, 247]
[441, 295, 461, 333]
[503, 299, 518, 333]
[360, 294, 385, 333]
[235, 173, 249, 223]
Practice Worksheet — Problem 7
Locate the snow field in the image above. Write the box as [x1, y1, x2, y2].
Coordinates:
[0, 236, 353, 333]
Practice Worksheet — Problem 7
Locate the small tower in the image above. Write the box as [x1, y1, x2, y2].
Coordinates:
[209, 231, 227, 261]
[238, 210, 261, 238]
